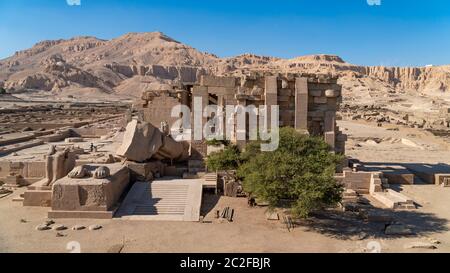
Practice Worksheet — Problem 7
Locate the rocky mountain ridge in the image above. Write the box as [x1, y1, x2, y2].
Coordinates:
[1, 32, 450, 99]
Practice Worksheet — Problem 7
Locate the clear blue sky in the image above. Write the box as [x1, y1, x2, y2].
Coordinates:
[1, 0, 450, 66]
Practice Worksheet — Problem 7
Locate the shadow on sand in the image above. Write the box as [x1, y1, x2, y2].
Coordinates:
[296, 207, 448, 240]
[298, 161, 449, 240]
[201, 193, 221, 217]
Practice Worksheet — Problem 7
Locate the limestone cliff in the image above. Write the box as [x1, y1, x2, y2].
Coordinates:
[1, 32, 449, 99]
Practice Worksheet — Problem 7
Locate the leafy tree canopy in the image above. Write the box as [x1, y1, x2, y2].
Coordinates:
[206, 144, 241, 172]
[207, 127, 344, 218]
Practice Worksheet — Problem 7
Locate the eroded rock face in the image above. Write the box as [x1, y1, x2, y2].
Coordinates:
[4, 54, 114, 92]
[1, 32, 449, 110]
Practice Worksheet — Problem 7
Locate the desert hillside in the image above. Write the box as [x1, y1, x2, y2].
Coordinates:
[1, 31, 450, 104]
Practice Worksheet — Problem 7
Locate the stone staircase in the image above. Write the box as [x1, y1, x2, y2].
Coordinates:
[372, 190, 416, 210]
[370, 172, 416, 210]
[115, 178, 203, 221]
[203, 172, 219, 193]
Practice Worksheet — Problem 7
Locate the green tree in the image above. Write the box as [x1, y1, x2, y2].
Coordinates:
[238, 127, 344, 218]
[206, 144, 241, 173]
[206, 138, 230, 147]
[0, 87, 6, 95]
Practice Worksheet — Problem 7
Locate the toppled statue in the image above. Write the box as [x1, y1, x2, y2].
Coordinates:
[43, 146, 76, 187]
[68, 165, 88, 179]
[116, 120, 189, 162]
[68, 165, 111, 179]
[93, 166, 110, 179]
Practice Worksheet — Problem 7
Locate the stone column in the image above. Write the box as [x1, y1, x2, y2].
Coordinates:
[264, 76, 278, 130]
[324, 111, 336, 133]
[236, 95, 248, 149]
[191, 86, 209, 159]
[295, 77, 309, 132]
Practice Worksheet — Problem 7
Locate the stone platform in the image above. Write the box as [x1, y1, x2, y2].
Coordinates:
[48, 163, 130, 219]
[115, 178, 202, 222]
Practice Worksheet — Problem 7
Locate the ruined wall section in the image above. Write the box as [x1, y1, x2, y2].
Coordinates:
[136, 72, 347, 158]
[198, 73, 347, 154]
[139, 90, 181, 130]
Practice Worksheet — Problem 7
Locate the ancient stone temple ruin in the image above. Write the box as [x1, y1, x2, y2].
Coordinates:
[0, 73, 350, 222]
[136, 73, 346, 158]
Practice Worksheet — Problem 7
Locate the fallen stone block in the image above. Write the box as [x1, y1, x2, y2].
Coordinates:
[401, 138, 424, 150]
[385, 224, 414, 236]
[89, 224, 102, 231]
[65, 137, 84, 143]
[107, 244, 124, 253]
[266, 211, 280, 221]
[72, 225, 85, 231]
[367, 210, 393, 223]
[404, 242, 437, 250]
[52, 224, 67, 231]
[35, 224, 51, 231]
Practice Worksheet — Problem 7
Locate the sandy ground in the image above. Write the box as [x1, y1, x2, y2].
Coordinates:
[340, 120, 450, 165]
[1, 188, 449, 253]
[1, 120, 450, 253]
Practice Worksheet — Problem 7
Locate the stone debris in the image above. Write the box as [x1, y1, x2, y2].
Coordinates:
[428, 238, 441, 244]
[52, 224, 67, 231]
[71, 225, 85, 231]
[107, 244, 124, 253]
[404, 242, 438, 250]
[385, 224, 414, 236]
[219, 207, 235, 222]
[341, 202, 360, 212]
[35, 224, 51, 231]
[401, 138, 424, 150]
[366, 210, 393, 223]
[65, 137, 84, 143]
[44, 219, 55, 226]
[88, 224, 102, 231]
[282, 215, 295, 232]
[0, 187, 13, 198]
[265, 211, 280, 221]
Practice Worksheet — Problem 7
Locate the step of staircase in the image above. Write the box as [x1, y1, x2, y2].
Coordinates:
[203, 172, 218, 191]
[371, 190, 416, 210]
[115, 178, 203, 221]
